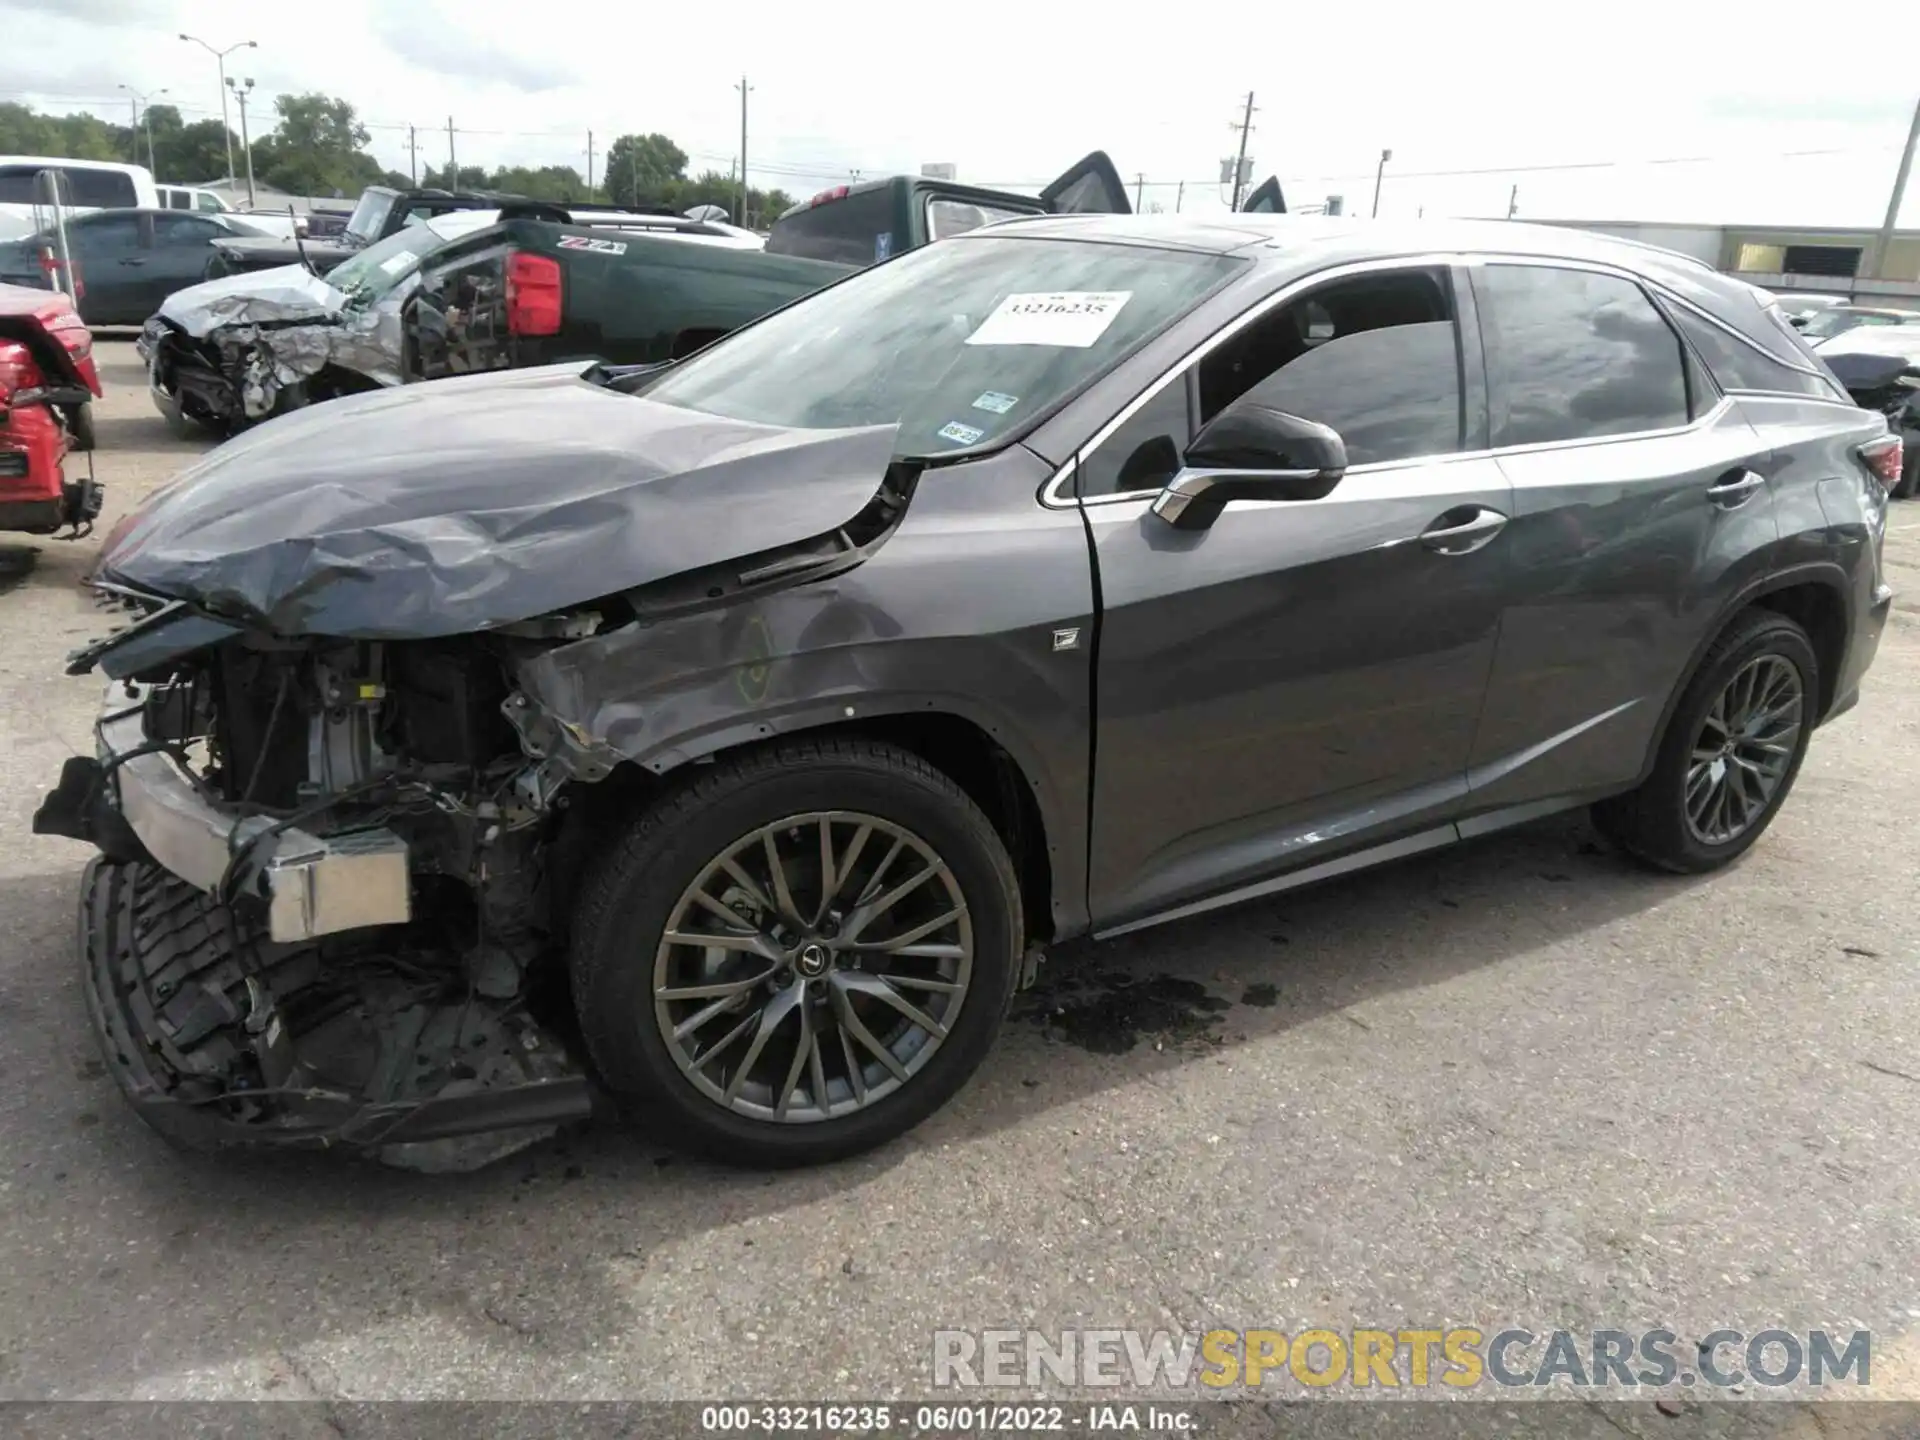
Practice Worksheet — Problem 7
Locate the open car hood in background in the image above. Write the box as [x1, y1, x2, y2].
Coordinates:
[91, 363, 900, 639]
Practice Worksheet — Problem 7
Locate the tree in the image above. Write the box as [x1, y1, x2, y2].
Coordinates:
[486, 164, 590, 202]
[420, 163, 490, 191]
[156, 120, 243, 184]
[602, 132, 687, 207]
[253, 93, 382, 197]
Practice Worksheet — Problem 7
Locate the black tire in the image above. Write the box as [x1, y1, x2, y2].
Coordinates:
[65, 400, 95, 452]
[570, 738, 1023, 1167]
[1592, 609, 1818, 873]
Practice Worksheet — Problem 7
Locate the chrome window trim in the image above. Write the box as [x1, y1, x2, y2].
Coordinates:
[1045, 249, 1752, 509]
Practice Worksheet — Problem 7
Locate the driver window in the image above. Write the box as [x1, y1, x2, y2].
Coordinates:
[1077, 267, 1466, 497]
[1197, 268, 1464, 467]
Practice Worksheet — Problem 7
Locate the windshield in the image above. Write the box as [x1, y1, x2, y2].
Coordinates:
[343, 189, 395, 244]
[644, 235, 1244, 455]
[1800, 308, 1904, 340]
[322, 222, 450, 305]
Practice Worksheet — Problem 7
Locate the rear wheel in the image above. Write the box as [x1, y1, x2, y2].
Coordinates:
[570, 739, 1023, 1166]
[64, 401, 95, 452]
[1592, 610, 1817, 872]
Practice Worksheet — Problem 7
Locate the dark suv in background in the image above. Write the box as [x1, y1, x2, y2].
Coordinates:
[40, 216, 1893, 1171]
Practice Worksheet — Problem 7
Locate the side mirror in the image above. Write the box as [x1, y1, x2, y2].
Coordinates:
[1150, 405, 1348, 530]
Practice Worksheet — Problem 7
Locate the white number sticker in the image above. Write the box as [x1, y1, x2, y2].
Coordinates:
[965, 291, 1131, 348]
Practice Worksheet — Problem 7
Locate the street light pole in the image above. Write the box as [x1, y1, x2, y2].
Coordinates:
[735, 75, 752, 227]
[227, 77, 257, 207]
[1870, 93, 1920, 280]
[1371, 148, 1393, 218]
[180, 34, 257, 191]
[117, 86, 169, 175]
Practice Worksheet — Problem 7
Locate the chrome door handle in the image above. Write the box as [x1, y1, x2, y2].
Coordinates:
[1418, 506, 1508, 555]
[1708, 469, 1765, 508]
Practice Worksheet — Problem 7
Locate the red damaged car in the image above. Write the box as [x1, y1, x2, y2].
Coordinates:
[0, 281, 103, 536]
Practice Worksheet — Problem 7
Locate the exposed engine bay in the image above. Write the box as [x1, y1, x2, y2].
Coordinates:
[47, 623, 602, 1169]
[35, 449, 923, 1170]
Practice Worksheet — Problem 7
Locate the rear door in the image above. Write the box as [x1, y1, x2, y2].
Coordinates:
[1083, 262, 1512, 930]
[1462, 260, 1777, 816]
[67, 211, 149, 325]
[1040, 152, 1131, 215]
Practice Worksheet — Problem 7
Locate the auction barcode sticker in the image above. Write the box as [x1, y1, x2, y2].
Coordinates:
[965, 291, 1132, 348]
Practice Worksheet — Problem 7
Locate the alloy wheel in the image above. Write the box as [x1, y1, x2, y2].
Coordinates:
[651, 811, 974, 1123]
[1684, 653, 1805, 845]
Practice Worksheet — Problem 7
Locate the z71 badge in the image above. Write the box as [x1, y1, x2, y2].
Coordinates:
[557, 235, 628, 254]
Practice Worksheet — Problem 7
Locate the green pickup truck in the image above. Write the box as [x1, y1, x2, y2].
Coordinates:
[764, 151, 1137, 265]
[144, 209, 852, 434]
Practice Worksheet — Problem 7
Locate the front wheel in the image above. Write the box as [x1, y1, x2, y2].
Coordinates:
[1592, 609, 1817, 872]
[570, 739, 1023, 1166]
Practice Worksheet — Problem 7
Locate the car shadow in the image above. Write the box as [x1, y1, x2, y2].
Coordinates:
[0, 805, 1717, 1396]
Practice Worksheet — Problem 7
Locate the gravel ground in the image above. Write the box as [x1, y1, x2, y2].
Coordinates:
[2, 343, 1918, 1429]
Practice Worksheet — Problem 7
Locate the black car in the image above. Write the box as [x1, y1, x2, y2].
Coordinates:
[1815, 326, 1920, 497]
[0, 208, 269, 326]
[38, 216, 1894, 1170]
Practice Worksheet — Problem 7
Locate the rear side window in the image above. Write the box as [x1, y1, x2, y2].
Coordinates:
[766, 187, 897, 265]
[926, 196, 1030, 241]
[0, 165, 135, 207]
[1668, 303, 1839, 398]
[1478, 264, 1689, 448]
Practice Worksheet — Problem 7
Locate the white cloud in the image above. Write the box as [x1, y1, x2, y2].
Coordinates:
[6, 0, 1919, 225]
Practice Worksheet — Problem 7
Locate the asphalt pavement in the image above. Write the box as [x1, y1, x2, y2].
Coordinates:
[2, 344, 1918, 1427]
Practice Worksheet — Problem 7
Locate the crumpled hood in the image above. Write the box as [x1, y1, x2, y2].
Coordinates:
[158, 263, 346, 337]
[93, 363, 900, 639]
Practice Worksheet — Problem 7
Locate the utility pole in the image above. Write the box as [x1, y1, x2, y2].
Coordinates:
[226, 76, 256, 207]
[1175, 180, 1184, 214]
[1134, 172, 1145, 210]
[180, 34, 256, 190]
[117, 87, 168, 175]
[1507, 183, 1519, 219]
[446, 117, 457, 184]
[585, 130, 595, 197]
[1229, 91, 1256, 210]
[1371, 148, 1392, 218]
[735, 75, 752, 227]
[407, 125, 418, 185]
[1871, 93, 1920, 280]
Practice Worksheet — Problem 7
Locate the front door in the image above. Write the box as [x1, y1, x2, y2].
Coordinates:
[68, 211, 147, 325]
[1460, 261, 1778, 814]
[1040, 152, 1132, 215]
[1083, 263, 1513, 931]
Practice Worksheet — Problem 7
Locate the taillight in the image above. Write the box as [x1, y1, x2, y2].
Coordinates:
[1859, 433, 1903, 489]
[504, 251, 563, 337]
[0, 340, 42, 401]
[35, 305, 91, 361]
[809, 186, 849, 207]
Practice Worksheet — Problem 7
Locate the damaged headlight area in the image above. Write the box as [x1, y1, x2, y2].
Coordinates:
[36, 621, 617, 1170]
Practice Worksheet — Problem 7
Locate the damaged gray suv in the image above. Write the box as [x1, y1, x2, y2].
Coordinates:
[37, 216, 1896, 1168]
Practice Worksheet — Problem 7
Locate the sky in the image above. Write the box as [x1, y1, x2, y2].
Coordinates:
[6, 0, 1920, 229]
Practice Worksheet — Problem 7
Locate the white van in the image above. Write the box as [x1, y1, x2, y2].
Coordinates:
[0, 156, 159, 238]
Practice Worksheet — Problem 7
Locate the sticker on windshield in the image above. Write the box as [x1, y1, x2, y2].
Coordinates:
[972, 390, 1019, 414]
[936, 420, 986, 446]
[378, 250, 418, 275]
[964, 291, 1132, 348]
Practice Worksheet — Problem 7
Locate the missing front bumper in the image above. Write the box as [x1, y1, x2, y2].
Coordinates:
[38, 685, 413, 943]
